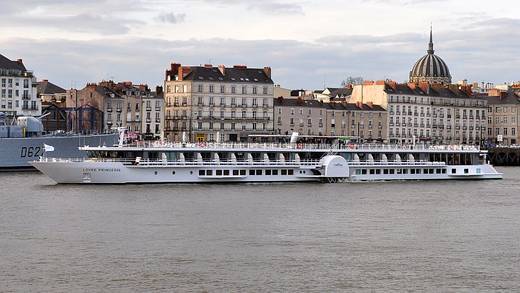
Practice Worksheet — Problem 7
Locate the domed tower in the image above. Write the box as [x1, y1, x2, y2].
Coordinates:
[409, 27, 451, 84]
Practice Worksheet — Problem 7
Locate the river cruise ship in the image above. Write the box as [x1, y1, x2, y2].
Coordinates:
[31, 141, 502, 184]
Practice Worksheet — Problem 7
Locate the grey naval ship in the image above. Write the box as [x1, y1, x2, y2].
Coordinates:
[0, 113, 118, 170]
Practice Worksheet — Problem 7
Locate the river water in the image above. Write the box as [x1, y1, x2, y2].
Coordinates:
[1, 168, 519, 292]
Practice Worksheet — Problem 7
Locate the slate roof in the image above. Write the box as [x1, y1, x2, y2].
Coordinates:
[384, 83, 483, 100]
[274, 98, 386, 111]
[182, 66, 273, 84]
[0, 54, 26, 71]
[486, 92, 520, 105]
[37, 80, 66, 95]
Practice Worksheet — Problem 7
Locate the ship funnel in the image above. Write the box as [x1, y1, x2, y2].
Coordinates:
[117, 127, 126, 147]
[290, 132, 299, 143]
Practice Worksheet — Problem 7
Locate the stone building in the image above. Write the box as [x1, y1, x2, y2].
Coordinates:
[164, 63, 274, 142]
[273, 97, 388, 142]
[351, 81, 487, 145]
[0, 54, 40, 117]
[323, 102, 387, 141]
[274, 98, 325, 136]
[68, 81, 163, 138]
[486, 89, 520, 145]
[37, 80, 67, 104]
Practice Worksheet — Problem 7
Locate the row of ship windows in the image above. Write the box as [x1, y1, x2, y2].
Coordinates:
[198, 169, 295, 176]
[355, 168, 448, 175]
[355, 168, 480, 175]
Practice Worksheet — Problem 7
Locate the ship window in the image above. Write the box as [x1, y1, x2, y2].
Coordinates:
[172, 171, 176, 175]
[369, 169, 375, 175]
[233, 170, 239, 176]
[402, 169, 408, 174]
[383, 169, 389, 175]
[256, 170, 262, 175]
[442, 169, 447, 174]
[199, 170, 205, 176]
[416, 169, 421, 174]
[249, 170, 255, 176]
[272, 170, 278, 175]
[266, 170, 272, 175]
[436, 169, 441, 174]
[396, 169, 402, 174]
[281, 169, 287, 175]
[389, 169, 395, 174]
[451, 169, 456, 174]
[288, 169, 294, 175]
[361, 169, 367, 175]
[207, 170, 213, 176]
[476, 168, 481, 174]
[240, 170, 246, 176]
[429, 169, 435, 174]
[375, 169, 381, 174]
[224, 170, 230, 176]
[356, 169, 361, 175]
[464, 168, 469, 174]
[410, 169, 415, 174]
[154, 171, 158, 175]
[216, 170, 223, 176]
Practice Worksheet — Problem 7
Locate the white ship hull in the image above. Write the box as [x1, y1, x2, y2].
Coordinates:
[31, 159, 502, 184]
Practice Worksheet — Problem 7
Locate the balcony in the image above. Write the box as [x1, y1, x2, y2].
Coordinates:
[107, 108, 113, 112]
[146, 107, 152, 111]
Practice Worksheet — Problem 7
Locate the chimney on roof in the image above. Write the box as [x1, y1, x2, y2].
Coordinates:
[156, 86, 163, 96]
[218, 64, 225, 75]
[356, 101, 362, 109]
[233, 65, 247, 69]
[367, 101, 373, 108]
[204, 64, 213, 68]
[16, 59, 23, 64]
[167, 63, 181, 81]
[43, 79, 48, 82]
[407, 82, 416, 90]
[263, 66, 272, 78]
[418, 81, 429, 94]
[387, 80, 397, 90]
[177, 66, 184, 81]
[488, 88, 501, 97]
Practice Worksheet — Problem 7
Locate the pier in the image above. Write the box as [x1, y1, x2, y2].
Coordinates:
[488, 147, 520, 166]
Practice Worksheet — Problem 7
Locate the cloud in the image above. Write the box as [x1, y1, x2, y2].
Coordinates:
[204, 0, 304, 14]
[1, 17, 518, 90]
[156, 12, 186, 24]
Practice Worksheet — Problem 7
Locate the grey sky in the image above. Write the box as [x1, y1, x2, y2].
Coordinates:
[0, 0, 518, 89]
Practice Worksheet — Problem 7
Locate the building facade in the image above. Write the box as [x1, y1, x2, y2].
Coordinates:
[273, 97, 388, 142]
[68, 81, 163, 138]
[164, 63, 274, 142]
[351, 81, 487, 145]
[0, 54, 40, 117]
[274, 98, 325, 136]
[486, 89, 520, 145]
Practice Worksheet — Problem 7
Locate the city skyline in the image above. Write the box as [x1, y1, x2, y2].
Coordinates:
[1, 0, 519, 89]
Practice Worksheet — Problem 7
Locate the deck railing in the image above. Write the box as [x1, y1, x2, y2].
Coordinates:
[81, 142, 481, 152]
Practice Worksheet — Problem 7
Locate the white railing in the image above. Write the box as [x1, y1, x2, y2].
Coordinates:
[82, 141, 481, 152]
[38, 157, 322, 166]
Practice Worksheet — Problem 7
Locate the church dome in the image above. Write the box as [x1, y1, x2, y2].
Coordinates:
[409, 28, 451, 84]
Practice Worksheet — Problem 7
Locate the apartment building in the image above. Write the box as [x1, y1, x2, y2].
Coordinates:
[0, 54, 40, 117]
[68, 81, 164, 138]
[273, 97, 388, 142]
[164, 63, 274, 142]
[351, 81, 487, 145]
[486, 89, 520, 145]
